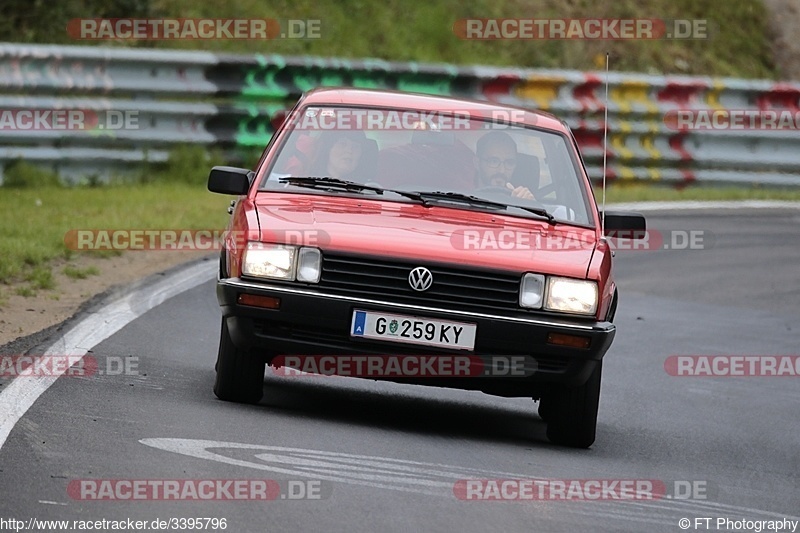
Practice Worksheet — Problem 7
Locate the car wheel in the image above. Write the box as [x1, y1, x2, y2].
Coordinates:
[213, 318, 265, 404]
[544, 360, 602, 448]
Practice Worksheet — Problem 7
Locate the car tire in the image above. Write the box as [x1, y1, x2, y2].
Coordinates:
[607, 289, 618, 322]
[219, 249, 228, 279]
[544, 360, 602, 448]
[213, 319, 265, 404]
[537, 399, 549, 422]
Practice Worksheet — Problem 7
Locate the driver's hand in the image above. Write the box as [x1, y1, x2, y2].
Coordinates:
[506, 182, 535, 200]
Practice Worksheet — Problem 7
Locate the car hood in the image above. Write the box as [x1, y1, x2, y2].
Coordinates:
[254, 192, 597, 278]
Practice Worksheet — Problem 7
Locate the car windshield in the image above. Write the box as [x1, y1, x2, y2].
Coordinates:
[260, 105, 593, 226]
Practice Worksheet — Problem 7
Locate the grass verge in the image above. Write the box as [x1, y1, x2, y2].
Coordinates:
[0, 183, 230, 290]
[63, 265, 101, 280]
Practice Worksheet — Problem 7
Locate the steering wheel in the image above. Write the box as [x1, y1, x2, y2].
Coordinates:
[474, 185, 551, 211]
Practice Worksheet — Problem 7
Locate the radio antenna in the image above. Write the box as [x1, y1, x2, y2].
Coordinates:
[601, 52, 609, 236]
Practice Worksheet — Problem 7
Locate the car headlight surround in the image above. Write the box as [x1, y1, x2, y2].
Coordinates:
[519, 273, 545, 309]
[242, 242, 296, 280]
[296, 247, 322, 283]
[544, 276, 598, 315]
[242, 242, 322, 283]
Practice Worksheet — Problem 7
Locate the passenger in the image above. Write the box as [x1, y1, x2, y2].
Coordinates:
[308, 130, 368, 180]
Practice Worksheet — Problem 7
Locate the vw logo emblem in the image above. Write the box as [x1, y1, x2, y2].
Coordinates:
[408, 267, 433, 292]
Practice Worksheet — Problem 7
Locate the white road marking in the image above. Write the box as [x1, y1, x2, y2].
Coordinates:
[140, 438, 800, 524]
[38, 501, 68, 506]
[140, 438, 473, 496]
[0, 260, 216, 451]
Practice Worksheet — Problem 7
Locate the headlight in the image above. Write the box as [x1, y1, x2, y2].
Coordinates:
[544, 277, 598, 315]
[296, 247, 322, 283]
[519, 273, 545, 308]
[242, 243, 297, 280]
[242, 242, 322, 282]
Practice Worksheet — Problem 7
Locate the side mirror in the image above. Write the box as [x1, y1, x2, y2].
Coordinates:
[602, 211, 646, 239]
[208, 166, 252, 195]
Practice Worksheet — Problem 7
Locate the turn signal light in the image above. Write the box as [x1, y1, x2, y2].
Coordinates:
[546, 333, 591, 349]
[237, 293, 281, 309]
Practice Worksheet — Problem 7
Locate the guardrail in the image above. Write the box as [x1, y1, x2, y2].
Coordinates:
[1, 42, 799, 186]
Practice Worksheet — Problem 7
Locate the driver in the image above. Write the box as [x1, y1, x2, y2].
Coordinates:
[474, 131, 535, 200]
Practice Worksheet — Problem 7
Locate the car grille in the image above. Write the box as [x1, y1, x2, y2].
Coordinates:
[319, 252, 522, 313]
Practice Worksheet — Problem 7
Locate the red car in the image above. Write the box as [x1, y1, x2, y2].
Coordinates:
[207, 87, 645, 448]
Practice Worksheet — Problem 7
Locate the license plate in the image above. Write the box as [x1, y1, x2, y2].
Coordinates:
[350, 310, 476, 350]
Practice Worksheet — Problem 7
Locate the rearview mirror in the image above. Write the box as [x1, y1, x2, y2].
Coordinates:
[208, 166, 252, 195]
[602, 211, 646, 239]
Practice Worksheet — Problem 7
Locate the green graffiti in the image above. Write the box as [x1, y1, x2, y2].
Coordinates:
[242, 54, 289, 99]
[292, 70, 347, 92]
[349, 58, 392, 88]
[396, 75, 453, 95]
[231, 55, 461, 148]
[396, 63, 457, 95]
[350, 75, 387, 88]
[233, 102, 289, 147]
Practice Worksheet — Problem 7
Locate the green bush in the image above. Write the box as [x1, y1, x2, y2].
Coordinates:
[140, 145, 227, 185]
[2, 160, 63, 188]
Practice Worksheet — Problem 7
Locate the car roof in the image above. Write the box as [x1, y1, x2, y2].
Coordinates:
[299, 87, 569, 133]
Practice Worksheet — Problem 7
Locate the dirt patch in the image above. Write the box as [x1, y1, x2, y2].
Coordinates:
[763, 0, 800, 80]
[0, 250, 213, 348]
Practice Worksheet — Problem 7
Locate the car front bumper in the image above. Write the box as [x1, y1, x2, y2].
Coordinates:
[217, 277, 616, 395]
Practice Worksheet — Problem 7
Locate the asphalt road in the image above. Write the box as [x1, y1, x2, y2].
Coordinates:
[1, 209, 798, 533]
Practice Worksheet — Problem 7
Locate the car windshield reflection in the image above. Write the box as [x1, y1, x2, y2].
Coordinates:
[261, 106, 592, 226]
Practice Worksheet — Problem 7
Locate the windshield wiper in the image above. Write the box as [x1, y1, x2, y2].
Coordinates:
[277, 177, 431, 206]
[279, 176, 382, 193]
[276, 179, 555, 221]
[414, 191, 557, 225]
